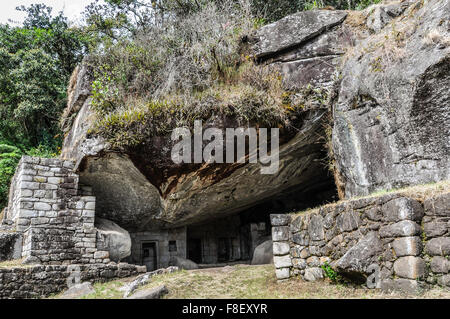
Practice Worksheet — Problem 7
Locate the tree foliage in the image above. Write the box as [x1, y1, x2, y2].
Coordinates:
[0, 4, 89, 210]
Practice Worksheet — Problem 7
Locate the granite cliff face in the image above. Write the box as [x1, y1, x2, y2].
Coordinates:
[60, 0, 449, 231]
[332, 0, 450, 198]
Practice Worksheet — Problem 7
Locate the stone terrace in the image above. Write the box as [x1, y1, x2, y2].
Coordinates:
[271, 185, 450, 293]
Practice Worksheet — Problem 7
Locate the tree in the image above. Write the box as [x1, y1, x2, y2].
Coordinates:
[0, 4, 89, 147]
[0, 4, 90, 210]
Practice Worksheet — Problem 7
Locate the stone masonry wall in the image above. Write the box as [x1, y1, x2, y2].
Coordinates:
[128, 227, 187, 269]
[0, 263, 145, 299]
[1, 156, 110, 265]
[271, 190, 450, 293]
[0, 233, 22, 261]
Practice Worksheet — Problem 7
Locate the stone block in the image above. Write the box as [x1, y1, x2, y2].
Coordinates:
[392, 237, 422, 257]
[438, 274, 450, 287]
[380, 278, 425, 294]
[85, 202, 96, 210]
[308, 214, 324, 241]
[425, 237, 450, 256]
[292, 232, 309, 245]
[303, 267, 324, 282]
[336, 211, 360, 232]
[34, 202, 51, 211]
[47, 177, 63, 184]
[21, 189, 33, 197]
[33, 177, 47, 183]
[270, 214, 291, 226]
[82, 210, 95, 218]
[393, 256, 426, 279]
[273, 255, 292, 268]
[273, 242, 290, 256]
[272, 226, 289, 241]
[424, 193, 450, 217]
[379, 220, 421, 238]
[94, 251, 110, 259]
[382, 197, 424, 222]
[275, 268, 290, 280]
[20, 182, 40, 190]
[306, 256, 320, 267]
[21, 210, 38, 218]
[424, 222, 448, 238]
[292, 258, 307, 270]
[430, 256, 450, 274]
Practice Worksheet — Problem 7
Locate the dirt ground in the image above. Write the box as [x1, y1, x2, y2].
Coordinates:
[52, 264, 450, 299]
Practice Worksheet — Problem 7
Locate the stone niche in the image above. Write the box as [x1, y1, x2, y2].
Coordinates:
[271, 190, 450, 293]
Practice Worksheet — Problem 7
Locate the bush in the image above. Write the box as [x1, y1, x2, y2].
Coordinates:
[321, 262, 343, 283]
[0, 144, 22, 210]
[88, 0, 293, 148]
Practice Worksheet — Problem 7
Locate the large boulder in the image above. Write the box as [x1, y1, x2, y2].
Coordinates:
[126, 285, 169, 299]
[59, 1, 449, 231]
[95, 217, 131, 262]
[59, 9, 350, 231]
[169, 256, 199, 270]
[61, 282, 95, 299]
[332, 0, 450, 198]
[335, 231, 383, 282]
[251, 240, 273, 265]
[253, 10, 354, 91]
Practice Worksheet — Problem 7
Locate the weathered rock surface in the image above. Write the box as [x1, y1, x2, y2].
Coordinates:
[61, 282, 95, 299]
[393, 256, 426, 280]
[59, 9, 353, 231]
[380, 278, 425, 294]
[95, 217, 132, 262]
[122, 266, 178, 298]
[392, 237, 422, 257]
[336, 232, 383, 281]
[60, 1, 449, 235]
[0, 232, 22, 261]
[251, 240, 273, 265]
[332, 0, 450, 198]
[253, 10, 352, 90]
[253, 10, 348, 59]
[303, 267, 324, 282]
[365, 1, 413, 32]
[169, 256, 199, 270]
[126, 285, 168, 299]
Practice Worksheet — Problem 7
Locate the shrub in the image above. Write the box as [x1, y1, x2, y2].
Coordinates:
[321, 262, 343, 283]
[88, 0, 297, 148]
[0, 144, 22, 210]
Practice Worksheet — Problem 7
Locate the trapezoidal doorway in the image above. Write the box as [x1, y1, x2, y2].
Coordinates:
[141, 242, 157, 271]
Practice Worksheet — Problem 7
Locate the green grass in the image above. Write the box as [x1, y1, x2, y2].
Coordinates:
[0, 259, 28, 268]
[291, 180, 450, 217]
[80, 281, 126, 299]
[51, 264, 450, 299]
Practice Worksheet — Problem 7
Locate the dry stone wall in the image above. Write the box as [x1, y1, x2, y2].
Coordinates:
[0, 233, 22, 261]
[1, 156, 110, 265]
[0, 263, 144, 299]
[271, 190, 450, 293]
[0, 156, 148, 299]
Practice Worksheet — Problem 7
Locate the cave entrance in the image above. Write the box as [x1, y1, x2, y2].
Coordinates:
[184, 178, 338, 266]
[141, 242, 157, 271]
[218, 238, 234, 262]
[187, 238, 202, 263]
[186, 213, 270, 265]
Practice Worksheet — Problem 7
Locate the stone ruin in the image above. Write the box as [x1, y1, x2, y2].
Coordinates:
[0, 0, 449, 298]
[271, 190, 450, 293]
